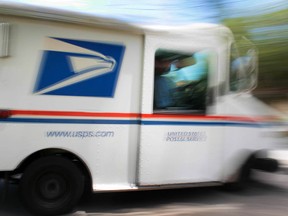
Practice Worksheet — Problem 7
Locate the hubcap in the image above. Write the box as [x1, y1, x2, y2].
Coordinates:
[38, 174, 67, 200]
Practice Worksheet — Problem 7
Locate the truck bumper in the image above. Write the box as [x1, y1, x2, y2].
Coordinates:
[253, 158, 279, 172]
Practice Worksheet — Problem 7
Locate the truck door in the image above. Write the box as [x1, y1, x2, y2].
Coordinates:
[137, 34, 224, 186]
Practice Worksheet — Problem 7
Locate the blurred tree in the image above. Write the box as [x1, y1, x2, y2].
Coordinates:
[222, 8, 288, 98]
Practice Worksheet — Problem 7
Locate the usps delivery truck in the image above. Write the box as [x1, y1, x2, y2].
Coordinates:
[0, 2, 286, 216]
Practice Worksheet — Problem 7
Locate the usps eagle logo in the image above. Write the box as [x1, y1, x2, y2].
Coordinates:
[34, 37, 125, 97]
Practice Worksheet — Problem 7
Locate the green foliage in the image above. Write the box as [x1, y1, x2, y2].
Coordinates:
[223, 9, 288, 90]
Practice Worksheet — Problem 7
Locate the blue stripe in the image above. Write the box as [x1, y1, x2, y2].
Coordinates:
[141, 120, 262, 127]
[0, 117, 267, 127]
[0, 118, 140, 125]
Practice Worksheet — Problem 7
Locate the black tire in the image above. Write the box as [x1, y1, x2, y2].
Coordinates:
[19, 156, 85, 216]
[223, 156, 254, 191]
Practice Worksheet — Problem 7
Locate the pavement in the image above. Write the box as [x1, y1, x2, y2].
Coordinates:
[2, 171, 288, 216]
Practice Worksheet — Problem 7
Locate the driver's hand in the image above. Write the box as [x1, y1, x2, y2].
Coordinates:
[176, 81, 189, 87]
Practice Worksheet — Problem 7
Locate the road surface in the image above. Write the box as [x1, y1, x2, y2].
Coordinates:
[1, 171, 288, 216]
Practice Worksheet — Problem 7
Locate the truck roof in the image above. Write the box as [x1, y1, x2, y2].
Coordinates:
[0, 1, 232, 37]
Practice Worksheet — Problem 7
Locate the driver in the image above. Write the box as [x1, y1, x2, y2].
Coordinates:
[174, 52, 208, 84]
[154, 57, 177, 109]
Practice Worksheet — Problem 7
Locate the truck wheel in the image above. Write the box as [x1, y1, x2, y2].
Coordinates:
[224, 155, 254, 191]
[19, 156, 84, 216]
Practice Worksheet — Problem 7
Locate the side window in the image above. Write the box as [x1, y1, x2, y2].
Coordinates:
[153, 49, 209, 113]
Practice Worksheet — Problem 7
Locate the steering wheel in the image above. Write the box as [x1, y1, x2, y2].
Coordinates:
[175, 78, 207, 109]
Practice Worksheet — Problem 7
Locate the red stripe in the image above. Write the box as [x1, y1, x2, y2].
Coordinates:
[11, 110, 140, 118]
[8, 109, 268, 122]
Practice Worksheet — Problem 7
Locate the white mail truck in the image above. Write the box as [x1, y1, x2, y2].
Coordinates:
[0, 2, 286, 216]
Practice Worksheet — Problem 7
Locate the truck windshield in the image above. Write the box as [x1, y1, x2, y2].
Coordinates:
[230, 38, 258, 92]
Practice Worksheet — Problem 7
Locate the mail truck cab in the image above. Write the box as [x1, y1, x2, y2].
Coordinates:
[0, 3, 285, 216]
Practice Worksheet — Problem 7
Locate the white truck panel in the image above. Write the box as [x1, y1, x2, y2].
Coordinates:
[0, 15, 143, 113]
[0, 123, 140, 188]
[138, 125, 224, 185]
[0, 15, 143, 188]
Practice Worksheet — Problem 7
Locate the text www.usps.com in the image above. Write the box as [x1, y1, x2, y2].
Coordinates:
[46, 131, 114, 138]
